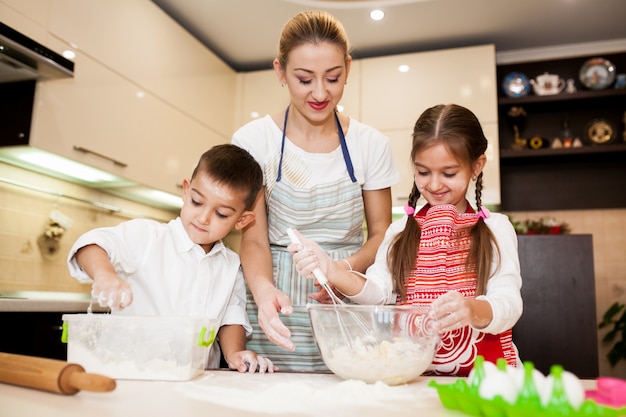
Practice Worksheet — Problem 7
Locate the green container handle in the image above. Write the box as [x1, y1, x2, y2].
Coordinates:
[61, 321, 68, 343]
[198, 325, 216, 347]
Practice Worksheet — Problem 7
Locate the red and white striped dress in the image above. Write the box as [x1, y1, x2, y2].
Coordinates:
[398, 204, 517, 376]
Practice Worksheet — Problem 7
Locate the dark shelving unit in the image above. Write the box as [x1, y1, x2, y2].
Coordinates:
[497, 52, 626, 211]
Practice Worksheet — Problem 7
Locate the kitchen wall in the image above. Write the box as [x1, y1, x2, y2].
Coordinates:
[0, 163, 178, 295]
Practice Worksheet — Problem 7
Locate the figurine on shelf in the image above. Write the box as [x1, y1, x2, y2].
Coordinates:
[528, 135, 549, 149]
[566, 78, 577, 94]
[561, 113, 573, 148]
[506, 106, 528, 150]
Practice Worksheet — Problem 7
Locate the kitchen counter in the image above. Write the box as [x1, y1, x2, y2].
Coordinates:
[0, 291, 108, 313]
[0, 370, 598, 417]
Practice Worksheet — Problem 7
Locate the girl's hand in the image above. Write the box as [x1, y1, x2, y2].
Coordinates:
[287, 230, 333, 282]
[430, 290, 472, 333]
[91, 272, 133, 310]
[226, 350, 277, 374]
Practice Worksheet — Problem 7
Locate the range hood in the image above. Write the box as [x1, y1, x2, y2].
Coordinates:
[0, 21, 74, 83]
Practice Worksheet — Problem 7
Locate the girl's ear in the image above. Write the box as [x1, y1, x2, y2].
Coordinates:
[472, 154, 487, 178]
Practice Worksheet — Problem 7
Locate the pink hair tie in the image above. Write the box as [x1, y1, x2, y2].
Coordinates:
[404, 204, 415, 216]
[478, 206, 490, 220]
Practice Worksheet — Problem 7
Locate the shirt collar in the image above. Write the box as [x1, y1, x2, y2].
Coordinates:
[170, 217, 230, 259]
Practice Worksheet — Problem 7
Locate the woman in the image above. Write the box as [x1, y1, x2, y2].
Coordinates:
[231, 10, 400, 371]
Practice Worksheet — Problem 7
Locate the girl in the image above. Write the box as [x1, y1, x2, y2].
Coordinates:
[231, 10, 400, 372]
[290, 104, 523, 376]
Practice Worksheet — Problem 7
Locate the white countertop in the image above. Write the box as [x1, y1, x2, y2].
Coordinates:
[0, 371, 460, 417]
[0, 291, 108, 313]
[0, 370, 599, 417]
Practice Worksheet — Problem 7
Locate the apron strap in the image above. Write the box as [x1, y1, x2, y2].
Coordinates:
[276, 106, 290, 182]
[276, 106, 357, 183]
[335, 111, 357, 183]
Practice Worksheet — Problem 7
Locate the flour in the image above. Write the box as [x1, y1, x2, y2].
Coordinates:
[68, 343, 204, 380]
[323, 338, 436, 385]
[182, 373, 437, 416]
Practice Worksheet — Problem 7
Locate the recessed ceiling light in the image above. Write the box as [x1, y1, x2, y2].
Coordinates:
[370, 9, 385, 20]
[62, 50, 75, 60]
[398, 64, 410, 73]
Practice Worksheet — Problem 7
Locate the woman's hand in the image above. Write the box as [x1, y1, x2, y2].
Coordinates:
[225, 350, 277, 374]
[255, 285, 295, 351]
[91, 271, 133, 310]
[430, 290, 492, 333]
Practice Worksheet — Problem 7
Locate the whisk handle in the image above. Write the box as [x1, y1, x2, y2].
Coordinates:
[286, 228, 329, 286]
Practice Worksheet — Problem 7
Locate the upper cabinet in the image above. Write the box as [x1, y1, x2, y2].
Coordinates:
[47, 0, 237, 138]
[360, 44, 498, 130]
[359, 45, 500, 207]
[1, 0, 232, 196]
[29, 40, 221, 195]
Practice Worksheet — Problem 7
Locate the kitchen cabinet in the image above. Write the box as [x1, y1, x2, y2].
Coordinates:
[0, 0, 50, 35]
[513, 234, 598, 378]
[360, 45, 500, 206]
[2, 0, 227, 196]
[47, 0, 237, 138]
[497, 52, 626, 211]
[234, 69, 290, 129]
[360, 44, 498, 129]
[0, 312, 66, 360]
[28, 40, 220, 195]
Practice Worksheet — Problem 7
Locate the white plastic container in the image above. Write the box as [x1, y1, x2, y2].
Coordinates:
[62, 314, 217, 381]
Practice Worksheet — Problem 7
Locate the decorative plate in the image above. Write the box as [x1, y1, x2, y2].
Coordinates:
[585, 119, 615, 144]
[579, 58, 616, 90]
[502, 72, 531, 98]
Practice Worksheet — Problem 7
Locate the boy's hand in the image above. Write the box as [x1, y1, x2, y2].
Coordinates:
[226, 350, 277, 374]
[91, 272, 133, 310]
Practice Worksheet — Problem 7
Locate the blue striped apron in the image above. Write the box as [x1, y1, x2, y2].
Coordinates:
[245, 107, 364, 372]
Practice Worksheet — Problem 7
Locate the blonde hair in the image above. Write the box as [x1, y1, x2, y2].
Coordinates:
[276, 10, 350, 68]
[388, 104, 500, 301]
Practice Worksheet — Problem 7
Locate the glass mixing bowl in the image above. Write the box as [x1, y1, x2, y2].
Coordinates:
[308, 303, 439, 385]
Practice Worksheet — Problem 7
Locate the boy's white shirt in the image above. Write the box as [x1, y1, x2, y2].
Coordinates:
[67, 217, 251, 368]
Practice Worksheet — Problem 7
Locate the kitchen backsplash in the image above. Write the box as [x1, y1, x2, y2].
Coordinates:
[0, 162, 179, 294]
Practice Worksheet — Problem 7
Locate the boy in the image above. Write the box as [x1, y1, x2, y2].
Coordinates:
[67, 144, 275, 373]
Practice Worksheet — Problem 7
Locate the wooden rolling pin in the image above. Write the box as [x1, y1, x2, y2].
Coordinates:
[0, 352, 116, 395]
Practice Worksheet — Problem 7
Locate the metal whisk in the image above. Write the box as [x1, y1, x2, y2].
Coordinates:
[287, 229, 376, 348]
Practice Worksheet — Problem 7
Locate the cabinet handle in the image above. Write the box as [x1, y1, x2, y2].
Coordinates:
[72, 146, 128, 168]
